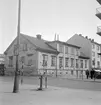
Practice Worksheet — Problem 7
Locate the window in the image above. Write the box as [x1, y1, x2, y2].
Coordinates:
[97, 45, 99, 50]
[71, 58, 74, 67]
[71, 70, 73, 75]
[97, 61, 100, 68]
[80, 60, 83, 68]
[71, 47, 74, 55]
[21, 56, 25, 64]
[27, 54, 33, 66]
[9, 56, 13, 67]
[59, 44, 63, 53]
[51, 56, 56, 67]
[76, 49, 79, 56]
[42, 54, 48, 67]
[65, 58, 69, 67]
[98, 54, 100, 58]
[23, 43, 28, 51]
[92, 59, 95, 66]
[76, 59, 79, 68]
[59, 57, 63, 68]
[65, 46, 68, 54]
[28, 59, 33, 66]
[92, 44, 95, 49]
[85, 60, 87, 68]
[92, 51, 95, 57]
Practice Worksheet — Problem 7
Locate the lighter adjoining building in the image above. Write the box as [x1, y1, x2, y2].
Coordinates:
[67, 34, 101, 70]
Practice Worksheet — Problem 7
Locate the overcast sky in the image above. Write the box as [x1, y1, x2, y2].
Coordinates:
[0, 0, 100, 53]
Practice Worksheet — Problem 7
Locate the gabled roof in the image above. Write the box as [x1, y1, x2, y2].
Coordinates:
[47, 40, 81, 49]
[21, 34, 58, 54]
[4, 34, 59, 55]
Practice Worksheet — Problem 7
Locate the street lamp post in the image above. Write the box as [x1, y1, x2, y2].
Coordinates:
[13, 0, 21, 93]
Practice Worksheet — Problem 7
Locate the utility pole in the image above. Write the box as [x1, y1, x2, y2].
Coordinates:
[13, 0, 21, 93]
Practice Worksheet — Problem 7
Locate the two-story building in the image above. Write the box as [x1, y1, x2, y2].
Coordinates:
[4, 33, 89, 76]
[48, 40, 89, 76]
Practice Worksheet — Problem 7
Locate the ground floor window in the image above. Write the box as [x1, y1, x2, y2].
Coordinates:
[80, 60, 83, 68]
[76, 59, 79, 68]
[8, 56, 13, 67]
[59, 57, 63, 68]
[65, 58, 69, 67]
[42, 54, 48, 67]
[97, 61, 100, 68]
[71, 58, 74, 67]
[51, 56, 56, 67]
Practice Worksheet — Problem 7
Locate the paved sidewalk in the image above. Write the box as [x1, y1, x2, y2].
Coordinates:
[0, 81, 101, 105]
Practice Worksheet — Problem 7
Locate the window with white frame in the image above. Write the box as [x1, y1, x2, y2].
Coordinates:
[80, 60, 83, 68]
[42, 54, 48, 67]
[97, 45, 99, 51]
[59, 57, 63, 68]
[92, 51, 95, 57]
[65, 58, 69, 67]
[9, 56, 13, 67]
[92, 59, 95, 66]
[76, 49, 79, 56]
[27, 54, 33, 66]
[65, 46, 68, 54]
[71, 47, 74, 55]
[59, 44, 63, 53]
[97, 61, 100, 68]
[85, 60, 87, 68]
[76, 59, 79, 68]
[71, 58, 74, 67]
[51, 56, 56, 67]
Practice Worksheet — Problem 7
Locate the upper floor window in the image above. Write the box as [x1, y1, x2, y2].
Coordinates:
[92, 51, 95, 57]
[42, 54, 48, 67]
[65, 58, 69, 67]
[9, 56, 13, 67]
[65, 46, 68, 54]
[76, 49, 79, 56]
[97, 45, 99, 51]
[92, 44, 95, 49]
[23, 43, 28, 51]
[71, 47, 74, 55]
[59, 44, 63, 53]
[51, 56, 56, 67]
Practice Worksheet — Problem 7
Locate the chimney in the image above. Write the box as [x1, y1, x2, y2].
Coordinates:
[57, 34, 59, 41]
[92, 39, 94, 42]
[85, 36, 88, 39]
[36, 34, 41, 40]
[79, 34, 82, 36]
